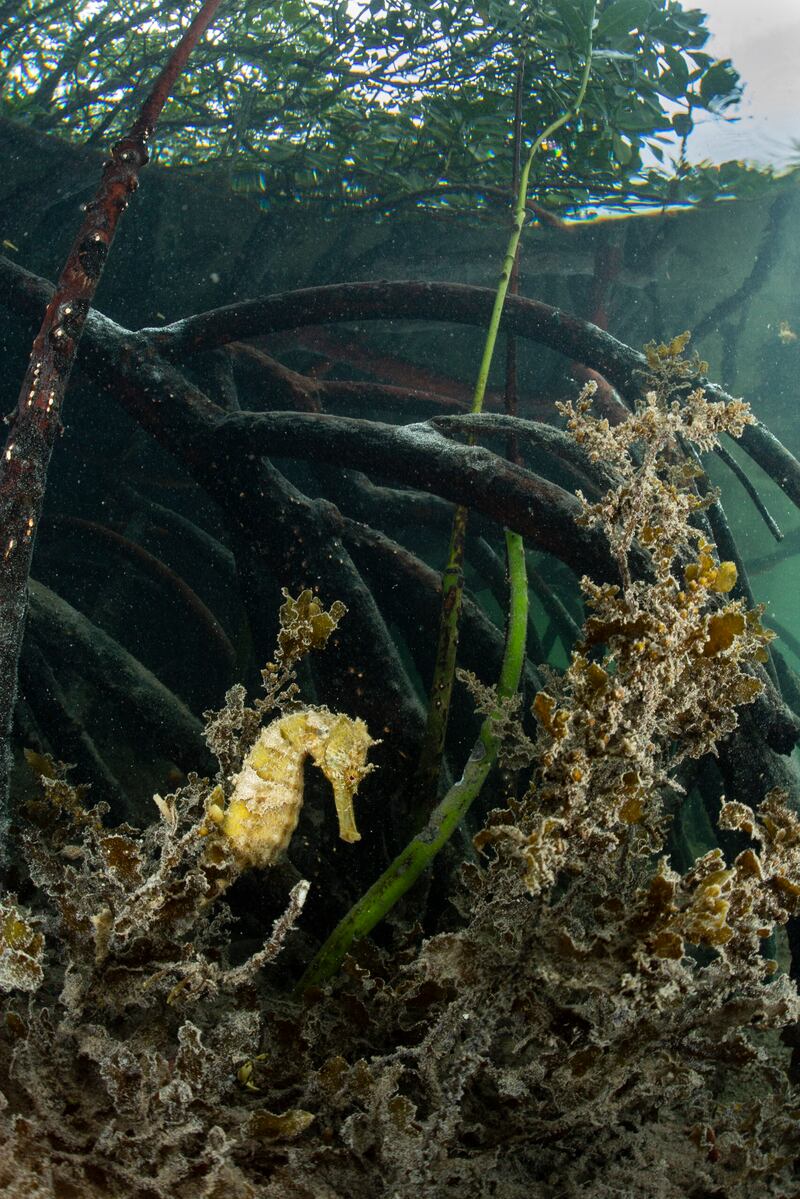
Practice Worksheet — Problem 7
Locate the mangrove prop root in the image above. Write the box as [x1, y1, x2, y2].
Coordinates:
[4, 257, 799, 525]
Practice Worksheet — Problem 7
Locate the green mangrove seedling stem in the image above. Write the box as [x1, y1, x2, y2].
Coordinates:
[414, 9, 595, 810]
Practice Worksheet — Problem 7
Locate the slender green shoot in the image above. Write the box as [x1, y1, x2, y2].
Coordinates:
[469, 27, 595, 420]
[413, 11, 596, 811]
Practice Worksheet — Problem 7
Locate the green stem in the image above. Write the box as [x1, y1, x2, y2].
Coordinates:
[412, 503, 469, 811]
[413, 14, 595, 808]
[470, 26, 594, 419]
[296, 528, 528, 993]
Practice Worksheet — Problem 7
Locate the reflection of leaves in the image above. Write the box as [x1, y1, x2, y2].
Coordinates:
[671, 112, 693, 138]
[638, 158, 790, 209]
[661, 44, 689, 92]
[0, 0, 749, 211]
[595, 0, 654, 43]
[699, 59, 741, 111]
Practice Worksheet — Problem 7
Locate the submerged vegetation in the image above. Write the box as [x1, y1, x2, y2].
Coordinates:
[3, 354, 800, 1195]
[2, 0, 800, 1194]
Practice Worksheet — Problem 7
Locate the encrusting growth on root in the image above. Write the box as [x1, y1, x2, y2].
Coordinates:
[482, 338, 776, 896]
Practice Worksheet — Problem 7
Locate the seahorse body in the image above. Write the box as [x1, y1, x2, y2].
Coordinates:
[213, 708, 376, 869]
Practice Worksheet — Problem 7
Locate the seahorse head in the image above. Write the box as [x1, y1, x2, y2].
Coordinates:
[309, 711, 377, 844]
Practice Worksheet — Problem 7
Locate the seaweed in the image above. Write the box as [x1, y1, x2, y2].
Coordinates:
[2, 373, 800, 1197]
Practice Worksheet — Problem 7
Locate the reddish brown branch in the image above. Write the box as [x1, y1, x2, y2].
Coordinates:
[128, 0, 226, 146]
[231, 343, 470, 418]
[0, 0, 226, 829]
[263, 326, 491, 408]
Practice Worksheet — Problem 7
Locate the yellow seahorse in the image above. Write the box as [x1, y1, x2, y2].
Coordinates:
[207, 708, 377, 870]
